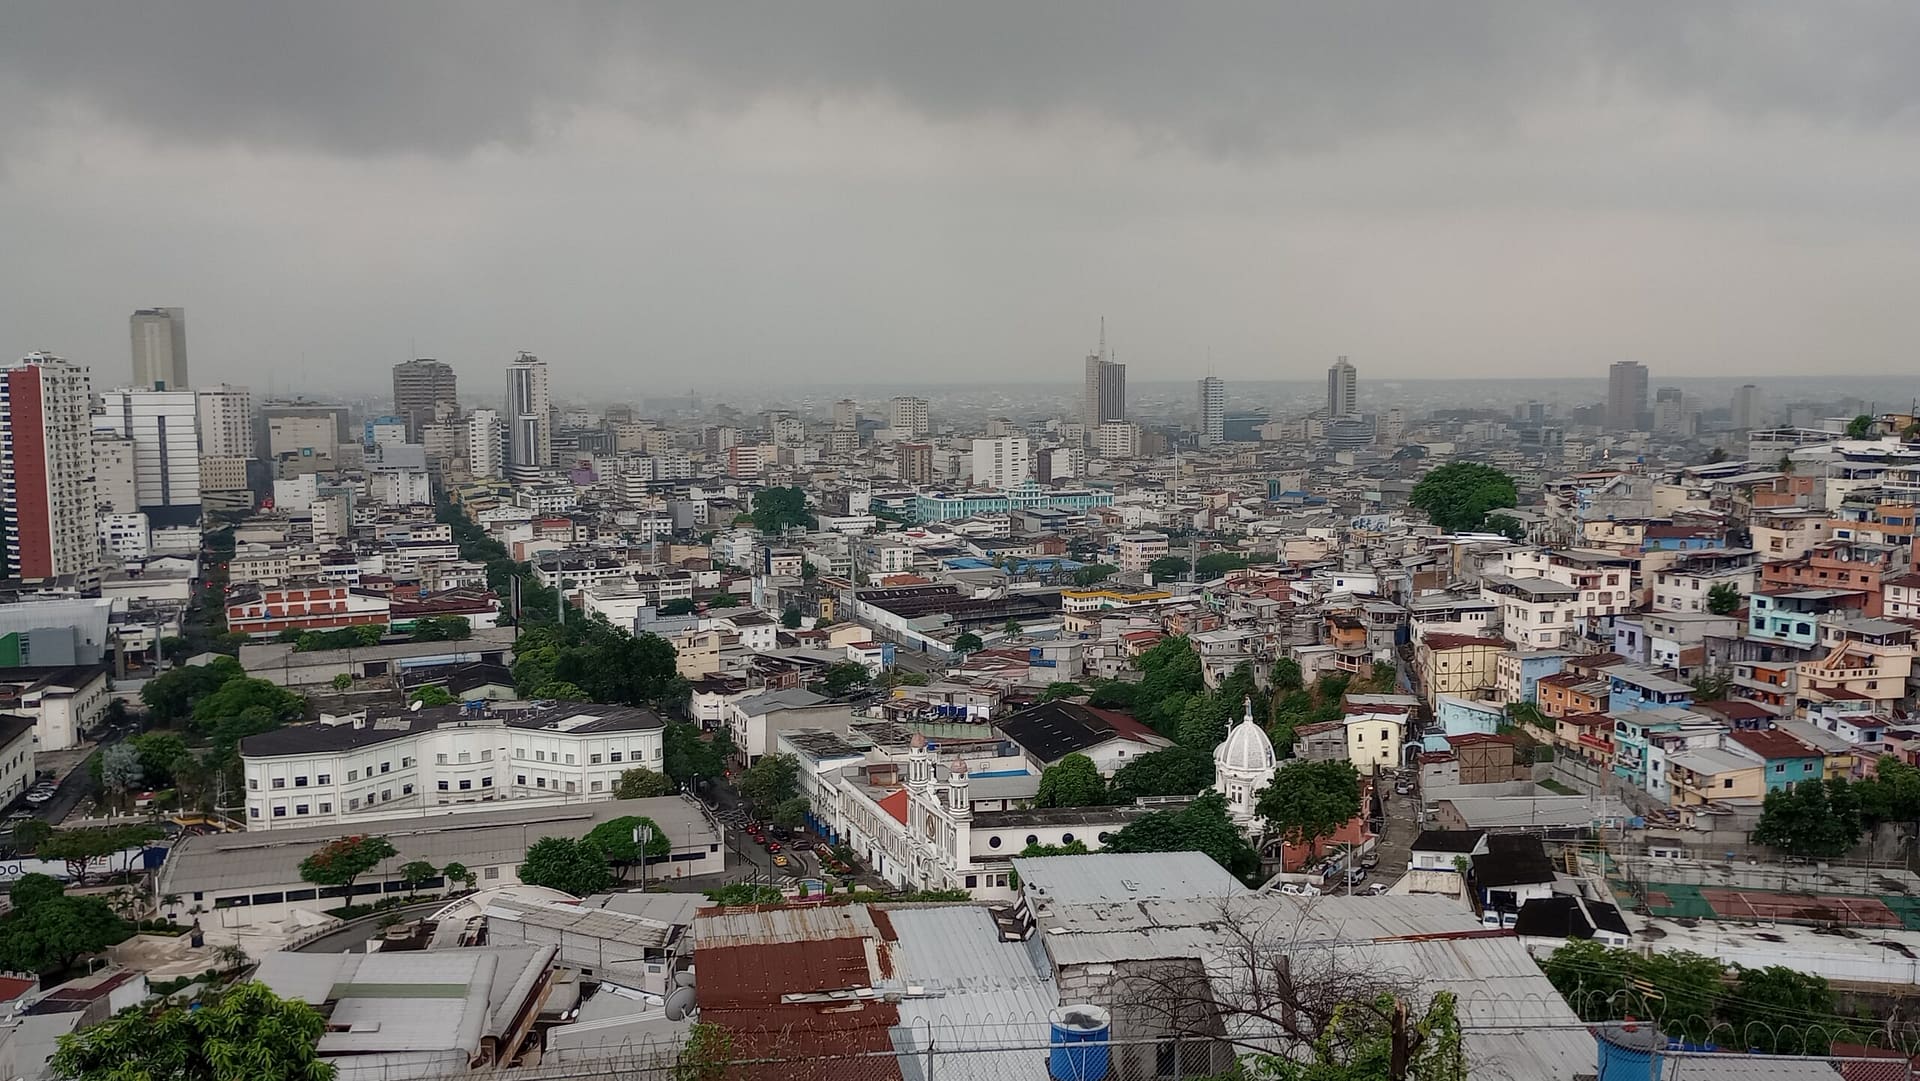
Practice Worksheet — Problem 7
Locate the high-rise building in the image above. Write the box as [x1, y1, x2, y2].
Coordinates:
[1652, 387, 1688, 436]
[1197, 376, 1226, 446]
[970, 436, 1031, 489]
[130, 307, 189, 391]
[2, 354, 101, 581]
[888, 396, 929, 437]
[194, 384, 254, 458]
[1607, 361, 1649, 430]
[896, 441, 933, 486]
[506, 352, 552, 478]
[92, 434, 138, 514]
[1083, 354, 1126, 432]
[1094, 421, 1140, 459]
[392, 358, 458, 438]
[1326, 356, 1358, 418]
[467, 408, 503, 478]
[833, 399, 858, 431]
[1731, 384, 1763, 430]
[95, 389, 202, 524]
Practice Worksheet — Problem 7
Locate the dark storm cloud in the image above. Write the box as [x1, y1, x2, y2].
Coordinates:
[7, 3, 1920, 159]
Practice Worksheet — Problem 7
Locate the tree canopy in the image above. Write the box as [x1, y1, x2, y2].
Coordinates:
[1071, 564, 1120, 586]
[1106, 791, 1261, 882]
[952, 631, 985, 654]
[1193, 552, 1250, 577]
[410, 615, 472, 641]
[1147, 555, 1190, 581]
[139, 655, 245, 724]
[1752, 778, 1863, 858]
[1409, 462, 1519, 533]
[38, 824, 163, 885]
[815, 662, 872, 697]
[750, 487, 816, 532]
[51, 981, 336, 1081]
[0, 874, 127, 976]
[584, 816, 671, 879]
[1256, 760, 1363, 861]
[1034, 753, 1108, 808]
[1038, 681, 1086, 702]
[1846, 414, 1875, 439]
[509, 620, 686, 709]
[518, 836, 615, 896]
[663, 722, 733, 785]
[614, 766, 676, 798]
[737, 753, 802, 819]
[297, 835, 397, 901]
[1108, 746, 1214, 801]
[1706, 582, 1742, 615]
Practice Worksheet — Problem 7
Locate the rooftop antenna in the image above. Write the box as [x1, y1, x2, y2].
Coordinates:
[1099, 316, 1107, 361]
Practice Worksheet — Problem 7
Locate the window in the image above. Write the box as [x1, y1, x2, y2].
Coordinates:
[271, 777, 286, 789]
[381, 788, 392, 801]
[1062, 833, 1075, 844]
[402, 757, 414, 768]
[436, 754, 448, 765]
[402, 783, 415, 795]
[459, 779, 472, 790]
[380, 762, 391, 773]
[590, 753, 602, 765]
[481, 749, 493, 761]
[481, 777, 493, 787]
[349, 798, 361, 810]
[273, 806, 287, 817]
[295, 804, 309, 815]
[319, 802, 332, 813]
[515, 749, 527, 760]
[248, 778, 258, 790]
[458, 751, 471, 763]
[294, 775, 308, 787]
[348, 769, 359, 781]
[437, 781, 450, 791]
[610, 751, 624, 763]
[537, 777, 547, 788]
[965, 874, 978, 888]
[590, 780, 603, 792]
[317, 773, 330, 784]
[1380, 728, 1390, 740]
[566, 782, 577, 793]
[1026, 834, 1039, 846]
[249, 807, 260, 818]
[565, 753, 575, 765]
[517, 774, 527, 785]
[1775, 764, 1786, 773]
[536, 750, 546, 762]
[484, 866, 500, 880]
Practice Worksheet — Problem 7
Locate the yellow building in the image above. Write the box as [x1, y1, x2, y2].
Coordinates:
[1416, 633, 1506, 703]
[1666, 747, 1765, 808]
[1344, 712, 1406, 771]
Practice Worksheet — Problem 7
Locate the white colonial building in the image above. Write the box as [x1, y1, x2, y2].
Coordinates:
[1214, 699, 1278, 827]
[238, 702, 665, 830]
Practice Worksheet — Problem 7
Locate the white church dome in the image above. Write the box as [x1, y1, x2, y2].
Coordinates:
[1215, 699, 1276, 774]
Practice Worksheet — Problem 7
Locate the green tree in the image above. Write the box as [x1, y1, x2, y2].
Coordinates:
[1133, 635, 1205, 733]
[1753, 778, 1864, 858]
[11, 818, 53, 853]
[1858, 754, 1920, 824]
[1035, 753, 1107, 808]
[38, 825, 163, 885]
[1106, 791, 1260, 881]
[518, 836, 615, 896]
[158, 636, 192, 664]
[1367, 660, 1397, 693]
[140, 656, 244, 723]
[531, 680, 588, 700]
[1690, 671, 1732, 701]
[1071, 564, 1120, 586]
[1003, 618, 1023, 636]
[1409, 461, 1519, 532]
[750, 487, 815, 532]
[99, 743, 145, 810]
[1255, 760, 1362, 862]
[770, 796, 810, 829]
[1243, 992, 1466, 1081]
[781, 606, 803, 629]
[297, 835, 397, 904]
[703, 883, 785, 906]
[1193, 552, 1249, 577]
[330, 672, 353, 691]
[1270, 657, 1304, 693]
[658, 598, 698, 616]
[1486, 513, 1527, 542]
[1846, 413, 1875, 439]
[816, 662, 872, 696]
[1108, 746, 1214, 800]
[664, 723, 732, 785]
[1086, 680, 1138, 709]
[707, 592, 740, 608]
[192, 677, 305, 729]
[952, 631, 985, 654]
[737, 753, 802, 818]
[1038, 681, 1086, 702]
[410, 615, 472, 641]
[409, 685, 456, 707]
[1706, 582, 1742, 615]
[1723, 966, 1843, 1055]
[397, 860, 439, 891]
[1175, 691, 1235, 750]
[441, 861, 477, 891]
[0, 875, 127, 976]
[614, 767, 676, 799]
[1505, 701, 1553, 730]
[676, 1021, 736, 1081]
[50, 980, 335, 1081]
[1147, 555, 1190, 581]
[584, 816, 671, 880]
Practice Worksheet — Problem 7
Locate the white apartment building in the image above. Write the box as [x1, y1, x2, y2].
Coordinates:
[199, 454, 250, 493]
[99, 512, 151, 560]
[195, 384, 254, 457]
[889, 396, 930, 437]
[95, 388, 202, 516]
[1114, 531, 1170, 573]
[0, 716, 34, 809]
[1651, 563, 1758, 613]
[506, 353, 553, 475]
[92, 433, 138, 514]
[239, 704, 667, 830]
[2, 354, 101, 583]
[1093, 421, 1140, 459]
[970, 436, 1031, 490]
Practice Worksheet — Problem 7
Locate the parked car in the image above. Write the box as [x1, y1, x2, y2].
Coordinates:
[24, 789, 53, 806]
[772, 854, 789, 868]
[1366, 882, 1390, 896]
[1278, 882, 1322, 898]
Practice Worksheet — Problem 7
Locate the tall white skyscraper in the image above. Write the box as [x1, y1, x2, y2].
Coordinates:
[130, 307, 189, 391]
[505, 352, 552, 477]
[833, 398, 858, 431]
[194, 384, 254, 458]
[1731, 384, 1763, 430]
[970, 436, 1031, 489]
[1608, 361, 1649, 430]
[1084, 355, 1127, 431]
[889, 396, 929, 437]
[2, 354, 101, 582]
[1197, 376, 1226, 446]
[95, 389, 202, 522]
[1326, 357, 1358, 417]
[467, 408, 503, 478]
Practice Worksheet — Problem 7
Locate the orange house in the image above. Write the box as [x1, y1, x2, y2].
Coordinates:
[1536, 672, 1608, 718]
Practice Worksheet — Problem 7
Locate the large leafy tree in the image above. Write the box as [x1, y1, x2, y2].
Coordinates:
[1034, 753, 1107, 808]
[1246, 992, 1465, 1081]
[1147, 555, 1190, 581]
[1858, 754, 1920, 824]
[1753, 779, 1863, 858]
[518, 836, 615, 896]
[736, 753, 802, 818]
[140, 656, 245, 724]
[1106, 791, 1261, 882]
[663, 723, 733, 785]
[0, 874, 127, 975]
[1723, 966, 1843, 1055]
[38, 825, 163, 885]
[131, 731, 192, 787]
[1706, 582, 1742, 615]
[1133, 635, 1205, 733]
[50, 980, 335, 1081]
[1409, 462, 1519, 533]
[297, 835, 397, 903]
[1542, 940, 1746, 1046]
[410, 615, 472, 642]
[1039, 681, 1086, 702]
[1193, 552, 1250, 577]
[816, 662, 872, 697]
[584, 816, 671, 880]
[952, 631, 985, 654]
[750, 487, 815, 532]
[1256, 760, 1363, 862]
[1071, 564, 1119, 587]
[1108, 746, 1214, 801]
[614, 767, 676, 799]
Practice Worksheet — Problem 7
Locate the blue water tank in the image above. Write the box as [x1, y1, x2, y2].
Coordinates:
[1048, 1004, 1111, 1081]
[1593, 1020, 1664, 1080]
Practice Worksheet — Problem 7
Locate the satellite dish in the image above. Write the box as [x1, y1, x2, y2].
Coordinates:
[662, 986, 697, 1021]
[674, 970, 696, 988]
[409, 699, 424, 712]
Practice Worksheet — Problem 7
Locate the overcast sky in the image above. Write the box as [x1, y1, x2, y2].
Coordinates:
[5, 3, 1920, 394]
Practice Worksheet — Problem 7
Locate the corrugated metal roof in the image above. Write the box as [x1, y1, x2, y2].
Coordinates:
[886, 907, 1061, 1081]
[694, 904, 883, 949]
[1010, 851, 1246, 908]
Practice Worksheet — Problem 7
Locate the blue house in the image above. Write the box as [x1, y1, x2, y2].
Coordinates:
[1606, 665, 1694, 715]
[1426, 695, 1503, 752]
[1728, 729, 1824, 792]
[1511, 651, 1572, 704]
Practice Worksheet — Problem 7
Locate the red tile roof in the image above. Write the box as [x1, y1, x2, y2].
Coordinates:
[877, 788, 908, 825]
[1727, 728, 1820, 761]
[1422, 633, 1508, 651]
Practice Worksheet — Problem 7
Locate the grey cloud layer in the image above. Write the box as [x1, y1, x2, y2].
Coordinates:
[8, 3, 1920, 158]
